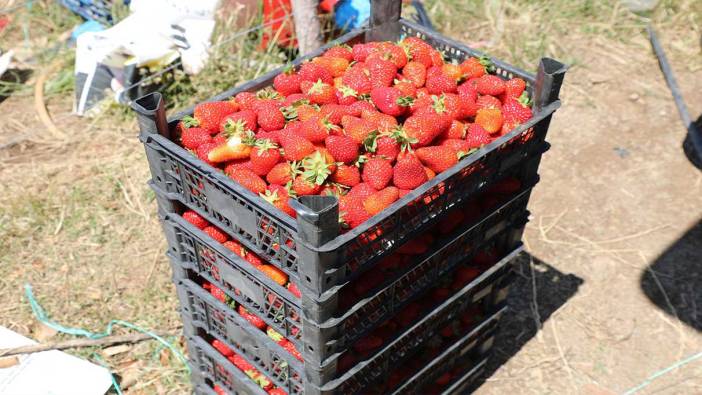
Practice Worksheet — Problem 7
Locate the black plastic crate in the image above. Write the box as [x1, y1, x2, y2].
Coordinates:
[159, 180, 531, 364]
[174, 246, 521, 394]
[134, 16, 565, 299]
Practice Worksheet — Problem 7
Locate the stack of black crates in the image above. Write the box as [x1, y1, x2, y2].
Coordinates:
[134, 2, 566, 394]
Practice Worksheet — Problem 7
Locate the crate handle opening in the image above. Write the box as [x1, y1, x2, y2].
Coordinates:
[132, 92, 170, 139]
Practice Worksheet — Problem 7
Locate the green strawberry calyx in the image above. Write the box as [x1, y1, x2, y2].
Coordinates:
[396, 96, 415, 107]
[181, 115, 200, 128]
[302, 151, 332, 185]
[478, 55, 496, 73]
[363, 131, 380, 153]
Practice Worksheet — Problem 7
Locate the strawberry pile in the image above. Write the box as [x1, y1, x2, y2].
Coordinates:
[177, 37, 533, 230]
[210, 339, 288, 395]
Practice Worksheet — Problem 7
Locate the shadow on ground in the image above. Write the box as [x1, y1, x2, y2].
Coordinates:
[476, 253, 585, 387]
[641, 219, 702, 332]
[0, 69, 32, 105]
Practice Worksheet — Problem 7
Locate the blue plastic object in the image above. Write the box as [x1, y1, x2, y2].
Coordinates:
[71, 20, 104, 40]
[334, 0, 370, 31]
[60, 0, 130, 26]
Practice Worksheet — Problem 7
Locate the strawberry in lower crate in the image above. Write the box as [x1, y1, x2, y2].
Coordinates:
[213, 384, 227, 395]
[266, 327, 303, 361]
[238, 306, 267, 329]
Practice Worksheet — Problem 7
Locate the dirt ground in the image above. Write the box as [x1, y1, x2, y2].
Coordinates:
[1, 2, 701, 394]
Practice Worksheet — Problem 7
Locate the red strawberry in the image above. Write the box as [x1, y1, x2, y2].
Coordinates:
[370, 86, 412, 117]
[465, 123, 493, 148]
[292, 175, 321, 196]
[229, 354, 254, 372]
[336, 85, 359, 105]
[260, 186, 296, 217]
[501, 95, 532, 123]
[319, 104, 351, 125]
[360, 109, 398, 133]
[393, 79, 417, 98]
[231, 169, 268, 194]
[245, 252, 264, 267]
[475, 74, 506, 96]
[266, 162, 294, 185]
[312, 56, 349, 77]
[301, 80, 337, 105]
[223, 239, 246, 257]
[234, 91, 258, 111]
[287, 282, 302, 298]
[477, 95, 502, 110]
[341, 64, 372, 95]
[504, 77, 526, 98]
[441, 138, 473, 154]
[183, 210, 208, 229]
[429, 49, 444, 67]
[249, 140, 280, 176]
[370, 42, 407, 68]
[212, 339, 234, 357]
[324, 45, 353, 61]
[374, 134, 402, 162]
[298, 62, 333, 84]
[256, 102, 285, 132]
[299, 115, 334, 143]
[268, 388, 287, 395]
[220, 110, 257, 133]
[203, 225, 228, 243]
[325, 135, 359, 164]
[362, 157, 393, 190]
[442, 63, 463, 81]
[475, 108, 504, 134]
[341, 115, 376, 144]
[347, 183, 376, 200]
[224, 159, 254, 175]
[347, 100, 375, 117]
[401, 37, 433, 68]
[281, 340, 303, 361]
[238, 306, 267, 329]
[457, 81, 478, 102]
[393, 155, 428, 189]
[208, 284, 228, 303]
[273, 67, 302, 96]
[367, 57, 397, 89]
[352, 42, 377, 62]
[181, 127, 212, 149]
[331, 164, 361, 187]
[416, 146, 459, 173]
[214, 385, 228, 395]
[339, 195, 371, 229]
[404, 113, 446, 148]
[195, 141, 223, 167]
[425, 66, 457, 94]
[363, 186, 399, 215]
[445, 120, 466, 139]
[402, 61, 427, 88]
[279, 132, 315, 161]
[194, 101, 238, 133]
[460, 56, 492, 79]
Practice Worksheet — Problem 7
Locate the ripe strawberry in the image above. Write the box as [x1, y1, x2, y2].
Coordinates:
[475, 108, 504, 134]
[465, 123, 493, 148]
[298, 62, 333, 84]
[235, 91, 258, 111]
[439, 93, 463, 120]
[341, 115, 375, 144]
[287, 282, 302, 298]
[183, 210, 208, 229]
[504, 77, 526, 98]
[331, 164, 361, 187]
[256, 102, 285, 132]
[245, 252, 264, 267]
[204, 225, 228, 243]
[268, 388, 287, 395]
[231, 168, 267, 194]
[403, 113, 446, 148]
[416, 146, 459, 173]
[223, 239, 246, 257]
[220, 110, 257, 133]
[249, 140, 280, 176]
[360, 109, 398, 133]
[312, 56, 349, 77]
[319, 104, 350, 125]
[224, 159, 254, 175]
[206, 283, 228, 303]
[369, 42, 408, 68]
[425, 66, 457, 94]
[476, 74, 506, 96]
[393, 155, 428, 189]
[229, 353, 254, 372]
[325, 135, 359, 164]
[445, 120, 466, 139]
[293, 104, 319, 122]
[238, 306, 267, 329]
[336, 85, 358, 105]
[266, 162, 293, 185]
[370, 86, 412, 117]
[401, 37, 433, 68]
[213, 385, 227, 395]
[429, 49, 444, 67]
[477, 94, 502, 110]
[367, 57, 397, 89]
[347, 100, 375, 117]
[363, 186, 399, 216]
[194, 101, 238, 132]
[341, 64, 372, 95]
[258, 264, 289, 286]
[279, 133, 315, 161]
[375, 134, 403, 162]
[347, 183, 376, 200]
[212, 339, 234, 357]
[181, 127, 212, 149]
[352, 42, 377, 62]
[292, 175, 321, 196]
[300, 80, 337, 105]
[281, 339, 303, 361]
[457, 81, 478, 102]
[402, 61, 427, 88]
[362, 157, 393, 190]
[196, 142, 219, 166]
[273, 67, 302, 96]
[300, 115, 334, 143]
[440, 138, 473, 154]
[442, 63, 463, 81]
[502, 95, 532, 123]
[459, 56, 492, 79]
[261, 186, 295, 217]
[324, 45, 353, 61]
[393, 79, 417, 98]
[339, 195, 370, 228]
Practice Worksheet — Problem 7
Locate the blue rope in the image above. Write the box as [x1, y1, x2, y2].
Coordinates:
[623, 350, 702, 394]
[24, 283, 190, 393]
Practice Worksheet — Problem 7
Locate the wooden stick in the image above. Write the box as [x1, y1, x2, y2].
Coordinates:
[0, 331, 180, 357]
[291, 0, 323, 55]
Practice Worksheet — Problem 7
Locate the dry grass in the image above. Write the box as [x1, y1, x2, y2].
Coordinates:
[0, 0, 701, 393]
